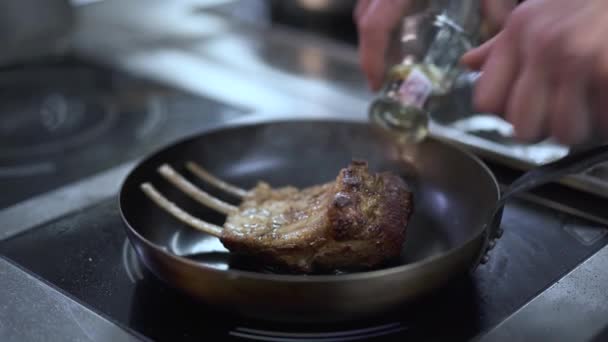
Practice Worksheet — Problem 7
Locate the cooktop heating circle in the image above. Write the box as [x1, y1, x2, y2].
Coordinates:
[0, 92, 119, 158]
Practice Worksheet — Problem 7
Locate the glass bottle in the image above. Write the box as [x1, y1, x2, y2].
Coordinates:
[369, 0, 482, 144]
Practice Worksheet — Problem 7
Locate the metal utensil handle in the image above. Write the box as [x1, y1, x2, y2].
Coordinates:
[498, 143, 608, 207]
[481, 143, 608, 263]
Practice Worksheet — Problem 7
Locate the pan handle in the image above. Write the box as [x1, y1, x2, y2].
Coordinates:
[481, 143, 608, 263]
[499, 143, 608, 206]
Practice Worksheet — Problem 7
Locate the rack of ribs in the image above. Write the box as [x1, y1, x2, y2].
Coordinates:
[140, 160, 414, 274]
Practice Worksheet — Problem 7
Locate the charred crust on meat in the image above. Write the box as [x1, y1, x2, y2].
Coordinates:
[333, 192, 353, 208]
[342, 172, 361, 187]
[325, 161, 413, 265]
[341, 160, 369, 187]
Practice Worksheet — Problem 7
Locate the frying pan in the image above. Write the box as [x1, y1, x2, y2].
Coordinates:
[119, 117, 608, 323]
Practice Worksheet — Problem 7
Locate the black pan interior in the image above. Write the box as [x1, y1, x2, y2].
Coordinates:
[120, 120, 499, 274]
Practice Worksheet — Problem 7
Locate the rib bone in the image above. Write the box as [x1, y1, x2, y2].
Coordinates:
[158, 164, 237, 215]
[140, 183, 223, 237]
[186, 161, 248, 198]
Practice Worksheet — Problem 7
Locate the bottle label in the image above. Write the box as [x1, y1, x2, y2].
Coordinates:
[397, 67, 433, 108]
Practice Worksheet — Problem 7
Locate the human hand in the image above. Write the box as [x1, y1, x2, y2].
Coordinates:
[462, 0, 608, 145]
[355, 0, 413, 91]
[355, 0, 517, 91]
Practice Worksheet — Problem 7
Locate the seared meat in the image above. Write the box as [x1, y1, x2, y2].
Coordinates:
[141, 160, 413, 273]
[222, 161, 412, 272]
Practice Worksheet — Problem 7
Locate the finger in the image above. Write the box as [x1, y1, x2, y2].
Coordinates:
[548, 60, 592, 145]
[481, 0, 517, 33]
[358, 0, 412, 91]
[549, 79, 591, 146]
[593, 99, 608, 141]
[460, 34, 498, 71]
[506, 65, 550, 142]
[589, 46, 608, 139]
[474, 0, 555, 117]
[504, 8, 564, 142]
[589, 87, 608, 140]
[354, 0, 372, 23]
[473, 30, 519, 115]
[547, 1, 604, 144]
[582, 5, 608, 138]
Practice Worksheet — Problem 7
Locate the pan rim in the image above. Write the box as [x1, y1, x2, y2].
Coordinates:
[119, 117, 501, 283]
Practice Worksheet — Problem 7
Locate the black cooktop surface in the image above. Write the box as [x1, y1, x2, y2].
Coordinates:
[0, 61, 248, 209]
[2, 193, 606, 341]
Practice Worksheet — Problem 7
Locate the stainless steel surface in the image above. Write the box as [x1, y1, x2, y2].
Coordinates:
[0, 256, 143, 342]
[0, 162, 135, 241]
[477, 243, 608, 342]
[70, 0, 370, 121]
[478, 144, 608, 261]
[434, 120, 608, 200]
[507, 190, 608, 227]
[499, 145, 608, 206]
[67, 0, 608, 201]
[120, 119, 500, 322]
[0, 95, 254, 240]
[0, 0, 74, 65]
